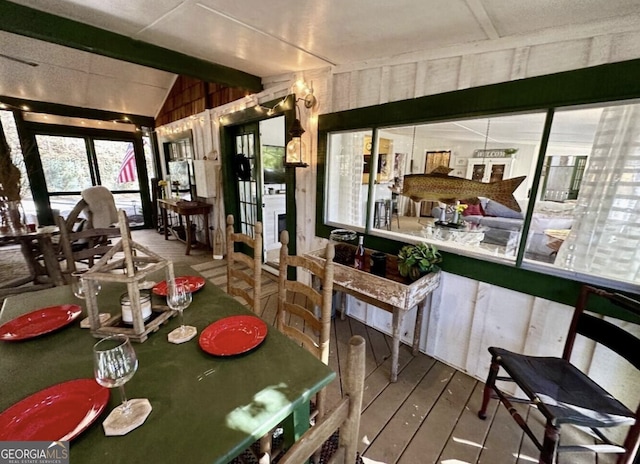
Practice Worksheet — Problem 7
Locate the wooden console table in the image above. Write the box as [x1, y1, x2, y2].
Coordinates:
[305, 248, 440, 382]
[158, 199, 212, 255]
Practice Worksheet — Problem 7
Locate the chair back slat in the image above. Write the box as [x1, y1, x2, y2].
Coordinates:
[277, 336, 365, 464]
[277, 229, 335, 419]
[226, 215, 262, 315]
[56, 214, 123, 278]
[563, 285, 640, 366]
[577, 313, 640, 370]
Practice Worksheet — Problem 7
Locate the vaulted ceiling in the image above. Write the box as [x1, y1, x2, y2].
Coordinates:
[1, 0, 640, 118]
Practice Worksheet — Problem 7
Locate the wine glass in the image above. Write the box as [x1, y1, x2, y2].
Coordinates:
[94, 335, 137, 410]
[166, 280, 197, 343]
[71, 270, 101, 299]
[93, 335, 150, 434]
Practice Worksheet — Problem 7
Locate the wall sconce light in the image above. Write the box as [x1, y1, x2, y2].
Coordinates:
[285, 117, 308, 168]
[285, 82, 316, 168]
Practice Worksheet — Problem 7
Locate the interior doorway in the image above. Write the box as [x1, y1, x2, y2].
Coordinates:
[259, 116, 286, 269]
[227, 116, 286, 271]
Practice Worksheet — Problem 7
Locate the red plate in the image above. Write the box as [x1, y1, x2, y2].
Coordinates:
[0, 378, 110, 441]
[0, 304, 83, 341]
[152, 276, 206, 296]
[199, 315, 268, 356]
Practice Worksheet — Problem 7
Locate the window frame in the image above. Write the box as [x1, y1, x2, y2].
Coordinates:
[21, 120, 152, 228]
[317, 59, 640, 301]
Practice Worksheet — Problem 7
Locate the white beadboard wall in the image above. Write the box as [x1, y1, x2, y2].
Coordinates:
[158, 28, 640, 413]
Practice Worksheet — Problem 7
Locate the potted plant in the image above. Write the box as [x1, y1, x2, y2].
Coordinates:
[397, 242, 442, 281]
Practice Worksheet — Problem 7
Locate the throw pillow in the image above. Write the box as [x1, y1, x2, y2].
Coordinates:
[462, 203, 484, 216]
[484, 200, 524, 219]
[460, 198, 484, 216]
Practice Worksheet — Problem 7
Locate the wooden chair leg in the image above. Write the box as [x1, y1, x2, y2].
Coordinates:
[259, 432, 272, 458]
[540, 423, 560, 464]
[618, 420, 640, 464]
[478, 357, 500, 419]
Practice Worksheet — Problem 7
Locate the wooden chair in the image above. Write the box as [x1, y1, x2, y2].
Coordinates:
[278, 230, 335, 419]
[275, 335, 366, 464]
[478, 285, 640, 464]
[59, 186, 119, 233]
[56, 213, 123, 280]
[226, 214, 263, 315]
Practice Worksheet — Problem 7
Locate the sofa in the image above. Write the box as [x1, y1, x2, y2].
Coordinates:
[432, 199, 575, 260]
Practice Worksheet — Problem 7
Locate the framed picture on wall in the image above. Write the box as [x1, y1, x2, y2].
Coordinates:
[362, 154, 391, 183]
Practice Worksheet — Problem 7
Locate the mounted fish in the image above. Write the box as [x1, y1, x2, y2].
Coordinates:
[399, 166, 526, 212]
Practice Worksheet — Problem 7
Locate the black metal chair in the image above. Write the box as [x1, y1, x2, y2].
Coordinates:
[478, 285, 640, 464]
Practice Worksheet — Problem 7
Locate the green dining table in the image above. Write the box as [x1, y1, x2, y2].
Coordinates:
[0, 264, 335, 463]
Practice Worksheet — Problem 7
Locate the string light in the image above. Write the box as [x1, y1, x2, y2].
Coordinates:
[155, 77, 318, 149]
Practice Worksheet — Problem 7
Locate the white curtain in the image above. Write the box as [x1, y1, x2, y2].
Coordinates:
[326, 133, 364, 226]
[556, 104, 640, 283]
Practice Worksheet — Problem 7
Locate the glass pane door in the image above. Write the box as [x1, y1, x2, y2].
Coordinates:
[36, 134, 92, 218]
[94, 140, 145, 225]
[36, 135, 147, 226]
[234, 125, 261, 237]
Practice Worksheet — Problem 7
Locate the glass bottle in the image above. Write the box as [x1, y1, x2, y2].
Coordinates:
[354, 235, 365, 270]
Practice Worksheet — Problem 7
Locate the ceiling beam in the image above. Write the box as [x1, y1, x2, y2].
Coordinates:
[0, 0, 263, 93]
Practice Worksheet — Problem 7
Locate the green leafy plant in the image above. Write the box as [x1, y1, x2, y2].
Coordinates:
[397, 242, 442, 281]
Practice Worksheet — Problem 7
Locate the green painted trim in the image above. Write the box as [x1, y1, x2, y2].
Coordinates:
[12, 111, 52, 225]
[0, 95, 154, 128]
[316, 59, 640, 312]
[0, 0, 262, 92]
[516, 109, 554, 266]
[132, 134, 153, 227]
[24, 121, 140, 140]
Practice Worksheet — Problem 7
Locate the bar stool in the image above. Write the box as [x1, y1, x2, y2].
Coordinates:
[390, 193, 401, 229]
[373, 200, 388, 229]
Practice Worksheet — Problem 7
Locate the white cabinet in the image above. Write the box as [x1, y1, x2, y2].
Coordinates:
[193, 160, 218, 198]
[466, 158, 513, 183]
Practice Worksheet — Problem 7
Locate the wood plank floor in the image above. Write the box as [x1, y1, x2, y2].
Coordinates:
[133, 229, 614, 464]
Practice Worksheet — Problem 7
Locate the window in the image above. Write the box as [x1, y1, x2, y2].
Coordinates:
[0, 110, 33, 221]
[323, 102, 640, 287]
[530, 103, 640, 284]
[326, 114, 546, 261]
[36, 134, 147, 226]
[325, 130, 373, 228]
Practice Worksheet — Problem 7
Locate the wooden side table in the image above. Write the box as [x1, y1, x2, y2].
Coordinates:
[306, 247, 440, 382]
[158, 199, 212, 255]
